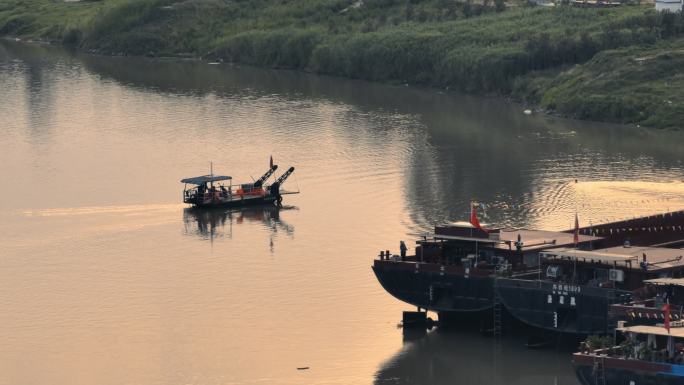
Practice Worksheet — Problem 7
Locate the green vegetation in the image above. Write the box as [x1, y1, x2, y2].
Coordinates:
[583, 335, 614, 351]
[514, 40, 684, 129]
[2, 0, 684, 129]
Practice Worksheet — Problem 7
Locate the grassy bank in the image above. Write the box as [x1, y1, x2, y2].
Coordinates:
[514, 40, 684, 129]
[2, 0, 684, 129]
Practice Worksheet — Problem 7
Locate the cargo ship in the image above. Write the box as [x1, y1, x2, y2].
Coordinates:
[371, 204, 601, 318]
[373, 207, 684, 334]
[496, 245, 684, 335]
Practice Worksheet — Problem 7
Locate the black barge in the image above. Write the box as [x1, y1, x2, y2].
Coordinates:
[496, 246, 684, 335]
[372, 222, 601, 315]
[373, 209, 684, 335]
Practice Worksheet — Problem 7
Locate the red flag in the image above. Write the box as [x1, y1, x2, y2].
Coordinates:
[574, 213, 579, 246]
[470, 202, 486, 231]
[269, 155, 274, 169]
[663, 302, 671, 333]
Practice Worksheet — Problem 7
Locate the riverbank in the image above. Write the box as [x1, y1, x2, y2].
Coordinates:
[2, 0, 683, 129]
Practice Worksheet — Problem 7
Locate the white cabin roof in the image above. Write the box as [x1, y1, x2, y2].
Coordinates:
[420, 229, 601, 252]
[618, 325, 684, 338]
[541, 246, 684, 271]
[645, 277, 684, 287]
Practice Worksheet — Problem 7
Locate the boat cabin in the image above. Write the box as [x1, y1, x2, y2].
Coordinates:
[574, 324, 684, 385]
[182, 175, 235, 205]
[610, 277, 684, 327]
[641, 278, 684, 305]
[388, 222, 602, 274]
[614, 325, 684, 363]
[540, 246, 684, 291]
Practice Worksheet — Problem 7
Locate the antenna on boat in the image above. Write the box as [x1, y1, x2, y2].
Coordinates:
[210, 161, 214, 189]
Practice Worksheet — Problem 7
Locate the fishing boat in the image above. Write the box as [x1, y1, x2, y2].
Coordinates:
[573, 322, 684, 385]
[181, 161, 297, 208]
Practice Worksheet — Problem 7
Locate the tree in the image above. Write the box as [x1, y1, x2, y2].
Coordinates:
[463, 0, 473, 18]
[405, 3, 414, 20]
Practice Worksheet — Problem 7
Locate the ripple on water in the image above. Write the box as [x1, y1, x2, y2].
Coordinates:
[3, 41, 684, 385]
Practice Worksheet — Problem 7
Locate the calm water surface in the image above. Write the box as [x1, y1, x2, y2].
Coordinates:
[1, 41, 684, 385]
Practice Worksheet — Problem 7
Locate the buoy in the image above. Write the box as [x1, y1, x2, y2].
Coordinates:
[523, 109, 532, 115]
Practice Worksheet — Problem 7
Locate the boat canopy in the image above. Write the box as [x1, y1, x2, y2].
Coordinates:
[414, 229, 602, 251]
[541, 248, 639, 265]
[618, 324, 684, 338]
[541, 246, 684, 271]
[181, 175, 232, 185]
[645, 278, 684, 287]
[427, 233, 501, 244]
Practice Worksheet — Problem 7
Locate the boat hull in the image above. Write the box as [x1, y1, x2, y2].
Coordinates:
[189, 195, 278, 208]
[573, 353, 684, 385]
[372, 260, 495, 313]
[496, 278, 631, 335]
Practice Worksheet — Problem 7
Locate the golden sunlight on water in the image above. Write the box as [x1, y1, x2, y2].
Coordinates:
[0, 40, 683, 385]
[519, 180, 684, 230]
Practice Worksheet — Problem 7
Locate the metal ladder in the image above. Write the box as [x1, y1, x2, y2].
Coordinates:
[593, 356, 606, 385]
[606, 290, 618, 335]
[493, 286, 503, 338]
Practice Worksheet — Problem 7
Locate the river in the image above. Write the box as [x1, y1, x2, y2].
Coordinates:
[1, 40, 683, 385]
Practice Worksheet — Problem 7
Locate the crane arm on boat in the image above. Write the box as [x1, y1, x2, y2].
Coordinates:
[274, 167, 295, 185]
[269, 167, 296, 197]
[253, 165, 278, 188]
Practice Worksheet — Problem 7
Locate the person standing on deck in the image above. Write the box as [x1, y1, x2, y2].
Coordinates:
[197, 183, 206, 203]
[400, 241, 407, 259]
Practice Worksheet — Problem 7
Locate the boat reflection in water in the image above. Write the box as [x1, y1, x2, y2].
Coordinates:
[182, 205, 296, 242]
[375, 330, 580, 385]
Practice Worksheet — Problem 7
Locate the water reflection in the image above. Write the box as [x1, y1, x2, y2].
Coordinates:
[58, 42, 684, 231]
[182, 205, 295, 242]
[2, 40, 684, 385]
[375, 330, 579, 385]
[403, 125, 684, 231]
[0, 41, 74, 144]
[3, 41, 682, 232]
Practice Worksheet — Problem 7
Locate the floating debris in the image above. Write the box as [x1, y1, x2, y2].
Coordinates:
[297, 367, 310, 370]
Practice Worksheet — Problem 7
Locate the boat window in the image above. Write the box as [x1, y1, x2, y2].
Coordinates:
[594, 269, 608, 280]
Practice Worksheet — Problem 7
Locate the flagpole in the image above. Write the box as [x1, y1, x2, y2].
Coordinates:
[574, 212, 579, 249]
[664, 299, 671, 334]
